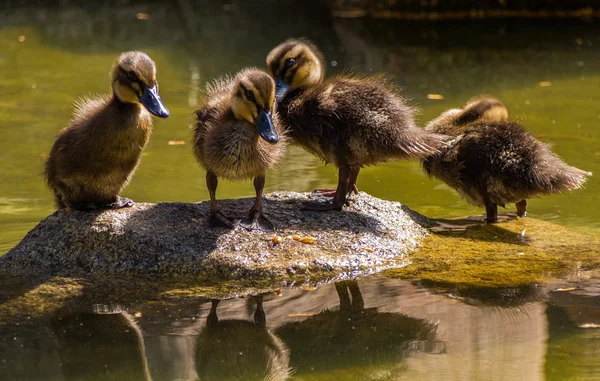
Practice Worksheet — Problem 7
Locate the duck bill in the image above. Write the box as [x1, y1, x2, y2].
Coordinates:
[254, 110, 279, 144]
[139, 85, 170, 118]
[275, 77, 290, 103]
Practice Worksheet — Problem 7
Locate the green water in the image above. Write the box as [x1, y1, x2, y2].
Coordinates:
[1, 4, 599, 254]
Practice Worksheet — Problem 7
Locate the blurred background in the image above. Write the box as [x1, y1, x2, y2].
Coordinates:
[1, 0, 599, 253]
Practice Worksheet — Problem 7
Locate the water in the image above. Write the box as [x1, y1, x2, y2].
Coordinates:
[1, 1, 600, 379]
[1, 275, 599, 381]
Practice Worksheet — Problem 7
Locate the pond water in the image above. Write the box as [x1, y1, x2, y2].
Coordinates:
[1, 274, 599, 381]
[1, 1, 600, 380]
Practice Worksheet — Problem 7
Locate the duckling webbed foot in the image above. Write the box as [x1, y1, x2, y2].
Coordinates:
[311, 183, 359, 205]
[110, 196, 135, 209]
[239, 207, 274, 232]
[208, 211, 235, 228]
[68, 196, 134, 211]
[302, 199, 345, 211]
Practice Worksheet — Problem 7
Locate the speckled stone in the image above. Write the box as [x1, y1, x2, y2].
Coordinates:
[0, 192, 430, 280]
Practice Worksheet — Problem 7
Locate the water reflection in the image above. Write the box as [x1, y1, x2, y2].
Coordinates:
[1, 276, 600, 380]
[50, 309, 151, 381]
[196, 296, 291, 381]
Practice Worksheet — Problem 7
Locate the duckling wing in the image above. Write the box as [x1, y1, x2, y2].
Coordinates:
[317, 78, 444, 161]
[453, 122, 590, 203]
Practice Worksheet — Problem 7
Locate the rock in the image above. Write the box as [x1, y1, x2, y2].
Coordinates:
[0, 192, 430, 280]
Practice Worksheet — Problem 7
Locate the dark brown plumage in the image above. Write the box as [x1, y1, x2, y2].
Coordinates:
[266, 39, 446, 211]
[193, 68, 286, 231]
[423, 98, 591, 222]
[44, 51, 169, 211]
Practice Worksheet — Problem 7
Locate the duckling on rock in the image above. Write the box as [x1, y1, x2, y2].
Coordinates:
[45, 51, 169, 211]
[193, 68, 286, 231]
[423, 98, 591, 223]
[266, 39, 447, 211]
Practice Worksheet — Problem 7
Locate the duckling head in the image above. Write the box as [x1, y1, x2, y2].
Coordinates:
[266, 39, 325, 102]
[110, 51, 169, 118]
[231, 69, 279, 144]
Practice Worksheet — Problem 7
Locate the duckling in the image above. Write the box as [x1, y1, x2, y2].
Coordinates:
[44, 51, 169, 211]
[266, 39, 447, 211]
[423, 98, 591, 222]
[193, 68, 285, 231]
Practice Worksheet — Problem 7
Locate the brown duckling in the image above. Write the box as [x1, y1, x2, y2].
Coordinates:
[266, 39, 447, 211]
[193, 68, 286, 231]
[423, 98, 591, 222]
[45, 51, 169, 211]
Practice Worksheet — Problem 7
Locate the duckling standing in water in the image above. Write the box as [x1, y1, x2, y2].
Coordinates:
[266, 39, 447, 211]
[423, 98, 591, 222]
[45, 51, 169, 211]
[193, 69, 285, 231]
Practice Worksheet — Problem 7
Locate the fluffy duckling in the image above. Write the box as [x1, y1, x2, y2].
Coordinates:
[193, 69, 286, 231]
[45, 51, 169, 210]
[266, 39, 446, 211]
[423, 98, 591, 222]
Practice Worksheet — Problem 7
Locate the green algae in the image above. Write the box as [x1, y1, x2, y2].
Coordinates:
[384, 216, 600, 289]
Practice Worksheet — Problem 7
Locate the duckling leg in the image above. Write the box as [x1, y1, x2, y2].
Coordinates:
[206, 171, 234, 228]
[335, 281, 352, 311]
[311, 166, 360, 204]
[485, 202, 499, 223]
[302, 166, 349, 211]
[253, 294, 266, 328]
[239, 176, 275, 231]
[516, 199, 527, 217]
[206, 299, 220, 328]
[347, 280, 365, 312]
[347, 165, 360, 196]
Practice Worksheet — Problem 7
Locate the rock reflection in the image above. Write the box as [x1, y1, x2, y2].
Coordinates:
[195, 296, 292, 381]
[50, 308, 151, 381]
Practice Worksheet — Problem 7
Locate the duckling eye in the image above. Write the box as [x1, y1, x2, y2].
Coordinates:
[126, 71, 137, 81]
[285, 58, 296, 68]
[245, 90, 255, 101]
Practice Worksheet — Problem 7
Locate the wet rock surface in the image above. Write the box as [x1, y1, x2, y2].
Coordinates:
[0, 192, 430, 280]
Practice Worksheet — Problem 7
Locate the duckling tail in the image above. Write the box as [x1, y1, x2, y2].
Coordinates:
[531, 148, 591, 193]
[394, 129, 450, 159]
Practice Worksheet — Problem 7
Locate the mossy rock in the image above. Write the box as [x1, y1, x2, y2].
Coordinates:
[386, 215, 600, 289]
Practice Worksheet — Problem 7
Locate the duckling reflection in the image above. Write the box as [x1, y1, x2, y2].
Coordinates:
[423, 98, 591, 222]
[275, 280, 437, 379]
[49, 308, 151, 381]
[195, 295, 292, 381]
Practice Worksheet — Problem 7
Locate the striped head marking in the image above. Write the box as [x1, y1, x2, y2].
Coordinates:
[455, 98, 509, 126]
[111, 51, 169, 117]
[266, 39, 325, 101]
[231, 69, 279, 144]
